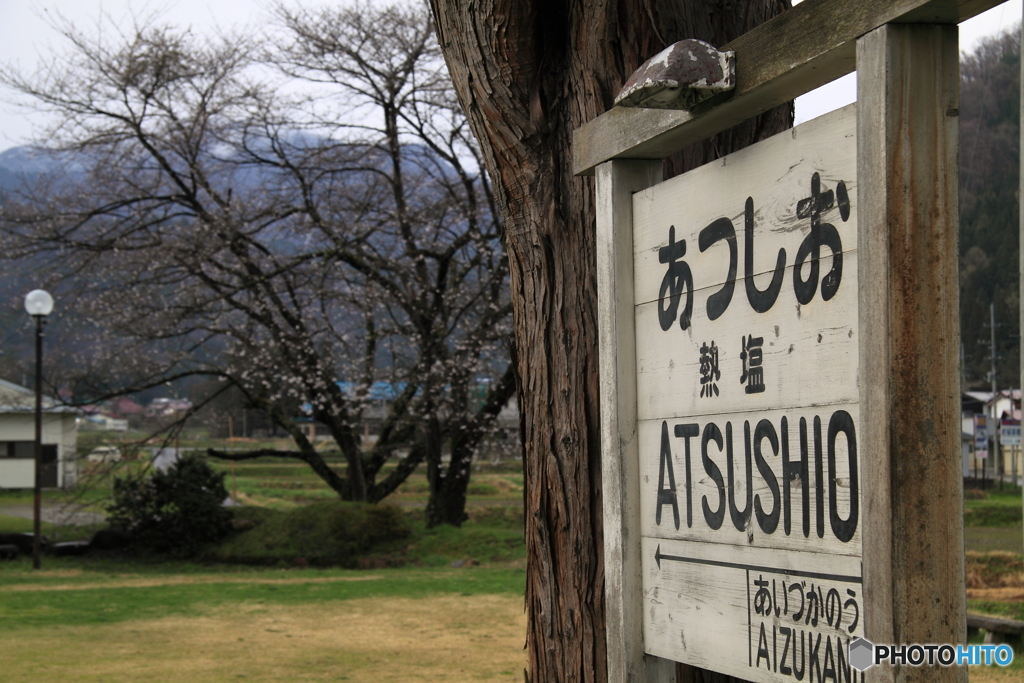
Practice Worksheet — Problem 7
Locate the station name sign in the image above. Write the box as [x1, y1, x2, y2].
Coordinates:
[632, 104, 863, 682]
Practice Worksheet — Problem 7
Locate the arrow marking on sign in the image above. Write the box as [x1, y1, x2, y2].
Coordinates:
[653, 543, 862, 583]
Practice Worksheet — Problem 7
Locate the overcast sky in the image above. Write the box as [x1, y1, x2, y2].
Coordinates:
[794, 0, 1023, 123]
[0, 0, 1020, 149]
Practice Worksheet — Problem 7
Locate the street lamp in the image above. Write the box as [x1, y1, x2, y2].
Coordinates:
[24, 289, 53, 570]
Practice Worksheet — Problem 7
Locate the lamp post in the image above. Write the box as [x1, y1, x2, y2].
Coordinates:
[24, 289, 53, 571]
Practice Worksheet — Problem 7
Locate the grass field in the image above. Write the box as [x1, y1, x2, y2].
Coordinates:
[0, 446, 531, 680]
[965, 486, 1024, 527]
[965, 487, 1024, 555]
[1, 595, 526, 682]
[0, 562, 527, 682]
[214, 459, 524, 511]
[3, 443, 1024, 680]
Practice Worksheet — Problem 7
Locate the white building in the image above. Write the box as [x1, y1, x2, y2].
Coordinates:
[78, 413, 129, 432]
[0, 378, 78, 489]
[961, 389, 1023, 481]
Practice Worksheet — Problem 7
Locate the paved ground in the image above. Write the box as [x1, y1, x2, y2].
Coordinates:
[0, 504, 105, 526]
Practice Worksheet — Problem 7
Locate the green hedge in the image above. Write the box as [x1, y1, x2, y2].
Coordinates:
[209, 501, 409, 567]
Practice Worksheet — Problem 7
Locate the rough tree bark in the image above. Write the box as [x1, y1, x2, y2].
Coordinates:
[428, 1, 792, 681]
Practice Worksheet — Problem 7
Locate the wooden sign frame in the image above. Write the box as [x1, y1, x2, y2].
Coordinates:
[579, 1, 1001, 681]
[631, 104, 863, 679]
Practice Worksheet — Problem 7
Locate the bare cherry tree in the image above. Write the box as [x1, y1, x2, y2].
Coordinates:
[0, 3, 513, 526]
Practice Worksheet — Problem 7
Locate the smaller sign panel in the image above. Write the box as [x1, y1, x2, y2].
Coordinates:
[1000, 419, 1021, 447]
[974, 415, 989, 459]
[644, 538, 864, 679]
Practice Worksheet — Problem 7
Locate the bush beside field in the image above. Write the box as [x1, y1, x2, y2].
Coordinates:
[205, 503, 525, 569]
[209, 501, 411, 567]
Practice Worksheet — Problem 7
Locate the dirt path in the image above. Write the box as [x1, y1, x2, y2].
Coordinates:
[0, 573, 385, 592]
[0, 504, 105, 526]
[968, 587, 1024, 602]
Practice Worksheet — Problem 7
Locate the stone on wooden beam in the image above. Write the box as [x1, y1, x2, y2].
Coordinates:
[614, 39, 735, 111]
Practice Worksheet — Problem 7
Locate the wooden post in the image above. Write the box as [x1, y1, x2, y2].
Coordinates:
[1020, 15, 1024, 556]
[596, 159, 675, 683]
[1012, 443, 1017, 491]
[857, 23, 966, 682]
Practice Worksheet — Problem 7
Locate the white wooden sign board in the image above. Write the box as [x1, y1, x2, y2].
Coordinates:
[631, 104, 864, 682]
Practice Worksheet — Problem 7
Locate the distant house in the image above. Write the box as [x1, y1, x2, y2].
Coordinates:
[961, 389, 1023, 480]
[145, 397, 193, 418]
[336, 381, 405, 426]
[961, 390, 991, 440]
[107, 396, 144, 418]
[989, 389, 1021, 422]
[77, 413, 129, 432]
[0, 378, 78, 489]
[326, 381, 520, 450]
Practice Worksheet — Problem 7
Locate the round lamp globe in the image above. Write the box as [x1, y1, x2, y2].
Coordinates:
[24, 289, 54, 317]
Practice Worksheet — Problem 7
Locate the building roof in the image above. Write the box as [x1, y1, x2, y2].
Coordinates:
[108, 396, 145, 416]
[990, 389, 1022, 402]
[0, 378, 78, 414]
[0, 378, 33, 397]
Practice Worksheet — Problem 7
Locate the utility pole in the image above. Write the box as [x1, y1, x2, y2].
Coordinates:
[991, 303, 1002, 489]
[961, 343, 967, 392]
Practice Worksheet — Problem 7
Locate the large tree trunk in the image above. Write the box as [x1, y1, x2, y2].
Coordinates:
[429, 2, 792, 680]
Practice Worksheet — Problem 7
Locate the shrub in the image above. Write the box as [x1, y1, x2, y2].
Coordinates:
[211, 501, 410, 566]
[107, 455, 233, 556]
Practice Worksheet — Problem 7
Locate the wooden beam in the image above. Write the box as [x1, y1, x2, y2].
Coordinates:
[966, 613, 1024, 636]
[573, 0, 1002, 176]
[857, 23, 966, 682]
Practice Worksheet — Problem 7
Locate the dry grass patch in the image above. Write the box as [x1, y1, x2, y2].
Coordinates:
[965, 551, 1024, 589]
[0, 594, 526, 682]
[968, 666, 1024, 682]
[967, 587, 1024, 602]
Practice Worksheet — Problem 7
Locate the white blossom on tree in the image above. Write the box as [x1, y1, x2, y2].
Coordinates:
[0, 2, 514, 526]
